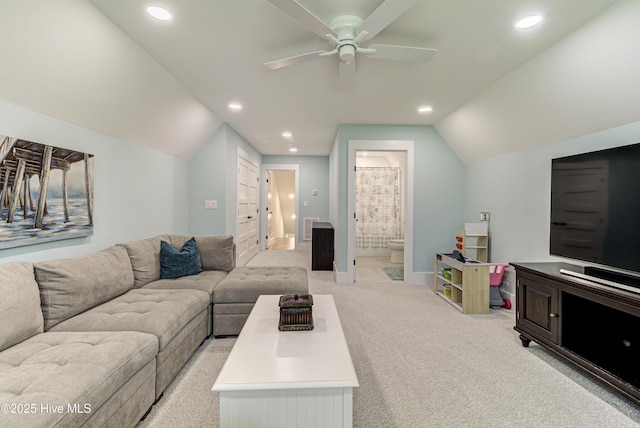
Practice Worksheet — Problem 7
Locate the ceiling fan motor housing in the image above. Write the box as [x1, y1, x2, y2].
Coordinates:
[329, 15, 364, 63]
[265, 0, 436, 87]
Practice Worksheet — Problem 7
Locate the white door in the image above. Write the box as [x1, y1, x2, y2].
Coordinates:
[237, 150, 259, 266]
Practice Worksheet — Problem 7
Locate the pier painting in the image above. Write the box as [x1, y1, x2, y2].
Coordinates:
[0, 136, 94, 250]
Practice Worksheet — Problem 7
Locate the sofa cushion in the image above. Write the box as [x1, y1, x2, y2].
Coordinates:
[143, 270, 228, 302]
[160, 237, 203, 279]
[34, 246, 134, 331]
[0, 262, 43, 352]
[214, 266, 308, 304]
[0, 331, 157, 428]
[50, 288, 210, 350]
[170, 234, 235, 272]
[118, 234, 171, 288]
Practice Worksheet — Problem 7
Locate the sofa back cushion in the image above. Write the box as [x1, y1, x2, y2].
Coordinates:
[169, 234, 235, 272]
[0, 262, 43, 352]
[118, 234, 170, 288]
[34, 246, 134, 330]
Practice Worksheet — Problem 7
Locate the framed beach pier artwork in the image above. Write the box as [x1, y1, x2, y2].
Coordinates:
[0, 135, 94, 249]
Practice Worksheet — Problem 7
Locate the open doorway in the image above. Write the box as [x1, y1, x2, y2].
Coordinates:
[262, 165, 299, 251]
[347, 140, 414, 285]
[354, 150, 407, 282]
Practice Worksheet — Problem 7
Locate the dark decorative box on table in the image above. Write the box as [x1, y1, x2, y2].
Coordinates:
[278, 294, 314, 331]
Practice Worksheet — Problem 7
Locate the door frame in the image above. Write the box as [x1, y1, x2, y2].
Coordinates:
[347, 140, 415, 284]
[261, 164, 299, 251]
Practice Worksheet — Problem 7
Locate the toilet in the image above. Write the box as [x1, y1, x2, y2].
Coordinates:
[388, 239, 404, 263]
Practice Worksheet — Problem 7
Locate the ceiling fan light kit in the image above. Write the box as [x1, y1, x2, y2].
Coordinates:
[266, 0, 437, 87]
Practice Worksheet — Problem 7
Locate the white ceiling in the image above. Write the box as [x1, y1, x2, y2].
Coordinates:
[3, 1, 638, 163]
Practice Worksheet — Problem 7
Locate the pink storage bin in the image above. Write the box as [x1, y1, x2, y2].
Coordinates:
[489, 263, 509, 286]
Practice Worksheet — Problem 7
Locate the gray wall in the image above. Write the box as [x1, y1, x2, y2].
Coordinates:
[331, 124, 465, 274]
[0, 100, 189, 263]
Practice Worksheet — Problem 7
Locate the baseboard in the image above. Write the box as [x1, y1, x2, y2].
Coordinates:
[334, 262, 352, 285]
[332, 267, 432, 286]
[405, 271, 430, 286]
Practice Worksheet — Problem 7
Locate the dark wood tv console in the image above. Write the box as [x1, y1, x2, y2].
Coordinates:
[512, 262, 640, 406]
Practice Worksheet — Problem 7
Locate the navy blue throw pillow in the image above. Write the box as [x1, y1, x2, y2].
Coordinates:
[159, 237, 203, 280]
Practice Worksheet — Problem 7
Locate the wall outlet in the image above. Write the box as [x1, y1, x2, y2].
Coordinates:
[205, 200, 217, 210]
[480, 211, 490, 221]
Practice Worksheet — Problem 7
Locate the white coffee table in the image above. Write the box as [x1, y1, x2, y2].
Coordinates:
[212, 294, 359, 428]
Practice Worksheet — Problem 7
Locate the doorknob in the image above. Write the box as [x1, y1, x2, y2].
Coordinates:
[247, 215, 253, 219]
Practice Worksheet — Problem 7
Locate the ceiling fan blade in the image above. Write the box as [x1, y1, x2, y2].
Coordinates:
[366, 44, 437, 62]
[268, 0, 337, 40]
[264, 51, 328, 70]
[358, 0, 418, 41]
[339, 60, 356, 88]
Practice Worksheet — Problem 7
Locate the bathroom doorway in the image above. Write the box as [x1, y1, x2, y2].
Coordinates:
[354, 150, 407, 283]
[262, 165, 299, 251]
[347, 141, 413, 283]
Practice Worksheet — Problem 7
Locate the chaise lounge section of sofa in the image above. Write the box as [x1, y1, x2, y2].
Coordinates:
[0, 260, 159, 428]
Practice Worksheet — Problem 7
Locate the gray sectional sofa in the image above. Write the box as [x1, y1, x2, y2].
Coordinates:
[0, 234, 308, 428]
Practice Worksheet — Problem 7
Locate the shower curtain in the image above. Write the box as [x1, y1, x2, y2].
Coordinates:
[355, 167, 401, 248]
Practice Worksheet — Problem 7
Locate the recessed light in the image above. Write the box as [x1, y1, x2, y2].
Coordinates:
[289, 147, 298, 153]
[418, 106, 433, 113]
[228, 102, 242, 111]
[147, 6, 173, 21]
[515, 14, 543, 30]
[282, 131, 292, 138]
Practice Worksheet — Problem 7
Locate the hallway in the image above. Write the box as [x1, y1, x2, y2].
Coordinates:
[268, 236, 295, 250]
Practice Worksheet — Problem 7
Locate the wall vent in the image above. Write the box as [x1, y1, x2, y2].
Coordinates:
[303, 217, 319, 240]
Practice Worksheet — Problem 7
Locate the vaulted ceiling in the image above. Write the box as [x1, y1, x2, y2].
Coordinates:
[2, 1, 638, 163]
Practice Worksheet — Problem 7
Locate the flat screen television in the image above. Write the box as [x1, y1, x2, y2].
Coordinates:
[550, 142, 640, 276]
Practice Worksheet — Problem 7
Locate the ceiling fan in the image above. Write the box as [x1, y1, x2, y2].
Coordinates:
[265, 0, 437, 87]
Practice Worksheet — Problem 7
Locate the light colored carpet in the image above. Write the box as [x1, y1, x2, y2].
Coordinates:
[138, 246, 640, 427]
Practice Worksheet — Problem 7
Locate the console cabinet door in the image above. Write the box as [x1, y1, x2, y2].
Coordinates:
[517, 274, 559, 344]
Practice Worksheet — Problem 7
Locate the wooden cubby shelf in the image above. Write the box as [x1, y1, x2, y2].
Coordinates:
[434, 253, 490, 314]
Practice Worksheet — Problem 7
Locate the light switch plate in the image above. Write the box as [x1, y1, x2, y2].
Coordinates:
[480, 211, 490, 221]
